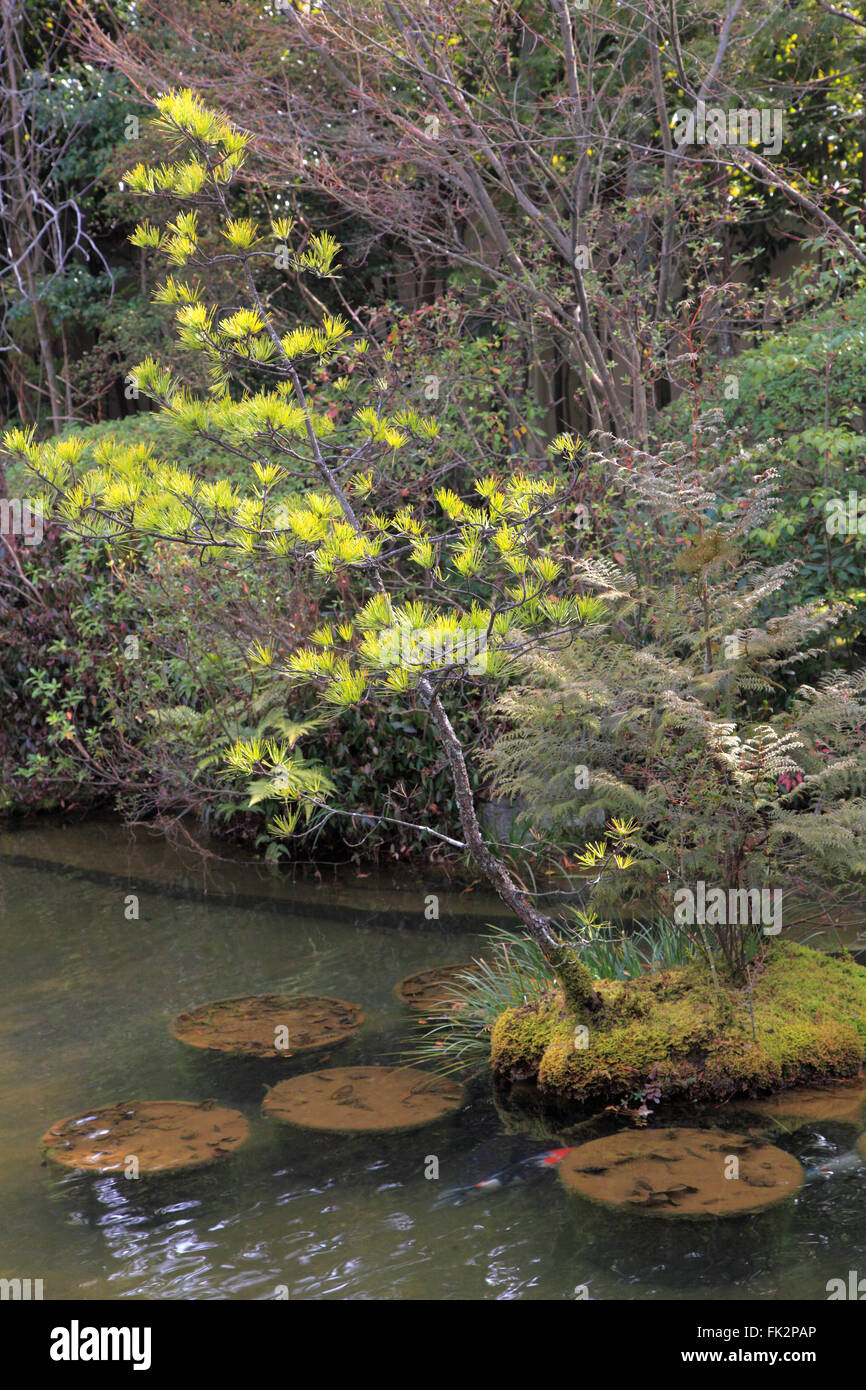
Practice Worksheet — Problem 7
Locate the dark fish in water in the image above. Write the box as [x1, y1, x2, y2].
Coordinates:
[435, 1147, 576, 1205]
[437, 1144, 864, 1206]
[804, 1149, 865, 1182]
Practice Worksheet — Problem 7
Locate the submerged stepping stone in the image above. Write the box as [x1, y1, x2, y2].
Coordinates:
[394, 964, 479, 1010]
[737, 1081, 866, 1130]
[171, 994, 364, 1059]
[263, 1065, 463, 1133]
[40, 1100, 249, 1175]
[557, 1127, 804, 1218]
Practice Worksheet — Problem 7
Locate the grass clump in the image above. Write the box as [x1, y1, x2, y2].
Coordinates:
[402, 915, 697, 1077]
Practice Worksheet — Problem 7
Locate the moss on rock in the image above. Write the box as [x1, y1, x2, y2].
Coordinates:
[490, 942, 866, 1107]
[549, 946, 602, 1012]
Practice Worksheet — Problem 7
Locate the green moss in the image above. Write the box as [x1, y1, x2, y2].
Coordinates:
[550, 945, 601, 1012]
[490, 943, 866, 1107]
[489, 993, 572, 1081]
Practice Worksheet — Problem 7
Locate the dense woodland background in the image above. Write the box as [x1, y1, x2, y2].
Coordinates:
[4, 0, 866, 894]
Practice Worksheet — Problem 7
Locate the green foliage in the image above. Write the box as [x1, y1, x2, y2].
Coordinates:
[0, 530, 140, 814]
[404, 916, 699, 1077]
[483, 443, 866, 974]
[57, 412, 234, 478]
[402, 931, 555, 1077]
[563, 912, 699, 981]
[2, 89, 619, 858]
[659, 285, 866, 648]
[8, 83, 866, 1010]
[365, 289, 554, 487]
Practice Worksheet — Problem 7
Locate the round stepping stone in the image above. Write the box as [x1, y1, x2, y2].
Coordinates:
[394, 964, 479, 1010]
[171, 994, 364, 1058]
[263, 1065, 463, 1133]
[40, 1100, 249, 1175]
[737, 1082, 866, 1129]
[557, 1127, 804, 1218]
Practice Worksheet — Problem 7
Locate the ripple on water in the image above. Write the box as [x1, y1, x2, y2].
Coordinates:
[4, 842, 866, 1300]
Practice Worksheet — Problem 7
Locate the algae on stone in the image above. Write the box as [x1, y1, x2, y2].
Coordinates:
[263, 1065, 463, 1133]
[394, 964, 481, 1011]
[171, 994, 364, 1058]
[557, 1128, 804, 1217]
[491, 943, 866, 1107]
[40, 1100, 250, 1175]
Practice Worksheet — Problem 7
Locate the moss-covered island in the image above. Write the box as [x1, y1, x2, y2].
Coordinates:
[490, 943, 866, 1107]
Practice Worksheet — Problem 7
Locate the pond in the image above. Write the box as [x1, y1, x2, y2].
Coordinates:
[1, 820, 864, 1302]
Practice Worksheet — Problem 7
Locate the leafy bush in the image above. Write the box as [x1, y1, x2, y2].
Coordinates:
[0, 527, 138, 814]
[483, 441, 866, 974]
[657, 286, 866, 651]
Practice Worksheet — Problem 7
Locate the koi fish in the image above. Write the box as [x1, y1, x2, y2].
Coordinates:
[804, 1149, 865, 1182]
[437, 1144, 864, 1206]
[435, 1147, 576, 1205]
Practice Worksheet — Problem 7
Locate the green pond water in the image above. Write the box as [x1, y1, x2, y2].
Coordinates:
[1, 821, 865, 1302]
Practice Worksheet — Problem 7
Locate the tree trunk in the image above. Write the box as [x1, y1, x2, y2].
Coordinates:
[1, 0, 63, 431]
[418, 674, 602, 1013]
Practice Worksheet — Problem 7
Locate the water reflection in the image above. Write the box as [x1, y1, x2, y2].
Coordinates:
[1, 832, 865, 1299]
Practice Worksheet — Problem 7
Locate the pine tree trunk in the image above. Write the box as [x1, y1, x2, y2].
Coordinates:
[418, 675, 602, 1012]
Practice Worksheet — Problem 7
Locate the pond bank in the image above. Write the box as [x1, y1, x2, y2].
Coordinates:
[0, 816, 514, 926]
